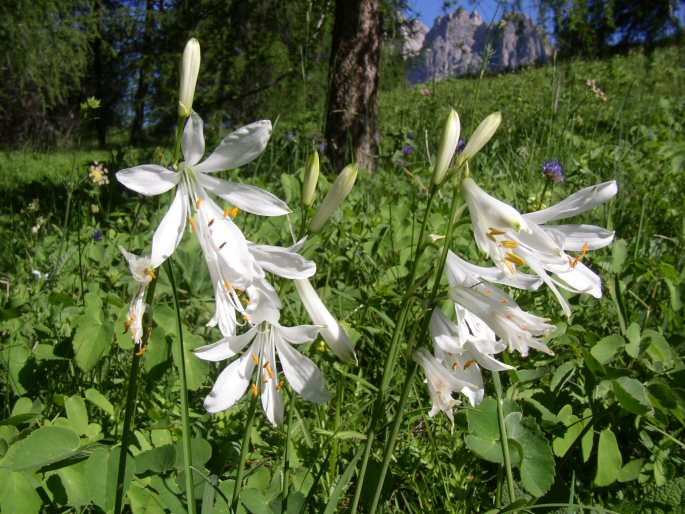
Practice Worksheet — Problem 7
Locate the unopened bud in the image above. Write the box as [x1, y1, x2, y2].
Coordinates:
[424, 233, 446, 246]
[458, 112, 501, 164]
[431, 109, 460, 185]
[308, 164, 358, 234]
[302, 151, 319, 207]
[178, 38, 201, 118]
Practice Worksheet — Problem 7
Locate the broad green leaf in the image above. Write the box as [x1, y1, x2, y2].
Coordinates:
[643, 329, 675, 370]
[0, 468, 42, 514]
[625, 322, 642, 358]
[85, 388, 115, 416]
[65, 395, 89, 436]
[86, 446, 135, 513]
[241, 487, 273, 514]
[55, 459, 90, 506]
[611, 238, 627, 273]
[3, 335, 31, 395]
[135, 444, 176, 475]
[143, 325, 172, 378]
[170, 329, 209, 391]
[612, 377, 653, 415]
[127, 480, 167, 514]
[552, 414, 583, 458]
[595, 429, 622, 486]
[582, 349, 605, 376]
[618, 458, 645, 483]
[0, 413, 40, 427]
[72, 292, 114, 372]
[465, 398, 521, 464]
[1, 425, 81, 471]
[505, 412, 555, 497]
[581, 409, 594, 463]
[114, 303, 133, 350]
[174, 438, 212, 469]
[590, 334, 624, 365]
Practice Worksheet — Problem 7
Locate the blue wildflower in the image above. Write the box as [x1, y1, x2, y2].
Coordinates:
[402, 145, 414, 154]
[93, 229, 103, 241]
[542, 160, 564, 184]
[456, 138, 466, 154]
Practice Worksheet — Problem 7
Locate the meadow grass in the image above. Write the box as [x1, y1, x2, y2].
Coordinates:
[1, 44, 683, 513]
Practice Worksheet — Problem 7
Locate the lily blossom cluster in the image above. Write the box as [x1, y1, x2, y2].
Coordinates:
[414, 111, 617, 422]
[116, 39, 355, 426]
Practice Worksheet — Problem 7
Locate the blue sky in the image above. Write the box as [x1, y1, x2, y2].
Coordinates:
[406, 0, 541, 28]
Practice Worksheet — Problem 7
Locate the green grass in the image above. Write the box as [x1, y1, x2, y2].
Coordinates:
[1, 43, 684, 514]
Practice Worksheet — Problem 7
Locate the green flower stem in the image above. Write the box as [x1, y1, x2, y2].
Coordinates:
[350, 187, 438, 513]
[231, 392, 259, 512]
[173, 117, 186, 166]
[165, 260, 197, 514]
[492, 370, 516, 505]
[114, 278, 157, 514]
[368, 173, 465, 513]
[281, 391, 296, 512]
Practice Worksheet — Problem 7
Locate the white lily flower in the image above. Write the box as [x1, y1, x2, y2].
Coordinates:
[293, 278, 357, 364]
[119, 247, 153, 347]
[119, 245, 156, 283]
[412, 347, 463, 423]
[195, 283, 331, 426]
[117, 112, 290, 268]
[462, 178, 617, 316]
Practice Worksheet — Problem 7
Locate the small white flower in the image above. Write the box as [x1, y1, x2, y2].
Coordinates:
[412, 347, 463, 423]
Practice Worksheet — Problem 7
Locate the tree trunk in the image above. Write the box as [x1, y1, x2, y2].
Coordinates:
[324, 0, 382, 173]
[130, 0, 155, 146]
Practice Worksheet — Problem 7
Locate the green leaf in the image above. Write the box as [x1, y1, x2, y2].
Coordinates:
[55, 459, 90, 506]
[85, 388, 114, 417]
[618, 458, 645, 483]
[611, 238, 627, 273]
[595, 429, 622, 486]
[590, 334, 624, 365]
[505, 412, 555, 497]
[625, 322, 642, 358]
[0, 468, 42, 514]
[86, 446, 135, 513]
[72, 293, 114, 372]
[174, 438, 212, 469]
[612, 377, 653, 415]
[465, 398, 522, 465]
[241, 487, 273, 514]
[1, 425, 81, 471]
[171, 329, 209, 392]
[135, 444, 177, 475]
[0, 413, 40, 427]
[552, 413, 583, 458]
[65, 395, 89, 436]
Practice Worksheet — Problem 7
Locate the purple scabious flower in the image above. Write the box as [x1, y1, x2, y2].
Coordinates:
[93, 229, 103, 241]
[542, 160, 564, 184]
[456, 138, 466, 154]
[285, 131, 294, 142]
[317, 142, 326, 153]
[402, 144, 414, 154]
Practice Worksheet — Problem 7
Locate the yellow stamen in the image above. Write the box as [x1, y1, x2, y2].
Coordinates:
[207, 218, 215, 227]
[251, 383, 259, 396]
[223, 207, 231, 218]
[482, 289, 491, 296]
[451, 361, 458, 370]
[276, 381, 284, 391]
[224, 279, 231, 290]
[463, 359, 475, 370]
[241, 297, 250, 305]
[263, 379, 269, 384]
[231, 207, 239, 219]
[264, 363, 274, 379]
[123, 318, 133, 333]
[219, 241, 227, 249]
[196, 198, 202, 209]
[569, 242, 589, 269]
[504, 252, 525, 266]
[499, 240, 519, 248]
[145, 268, 157, 279]
[242, 314, 250, 322]
[188, 218, 196, 231]
[135, 346, 147, 357]
[251, 353, 259, 365]
[499, 299, 508, 304]
[488, 228, 506, 236]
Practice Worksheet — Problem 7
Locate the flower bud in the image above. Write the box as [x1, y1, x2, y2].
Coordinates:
[458, 112, 501, 164]
[302, 151, 319, 207]
[308, 164, 358, 234]
[424, 233, 446, 246]
[178, 38, 201, 118]
[431, 109, 460, 185]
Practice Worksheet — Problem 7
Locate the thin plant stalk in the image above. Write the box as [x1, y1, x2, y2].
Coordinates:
[492, 370, 516, 504]
[166, 259, 197, 514]
[350, 187, 438, 512]
[114, 278, 157, 514]
[369, 173, 466, 513]
[231, 393, 260, 512]
[281, 391, 296, 512]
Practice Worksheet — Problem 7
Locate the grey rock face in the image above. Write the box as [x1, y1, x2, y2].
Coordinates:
[407, 9, 552, 84]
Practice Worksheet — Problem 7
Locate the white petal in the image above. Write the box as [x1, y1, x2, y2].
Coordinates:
[116, 165, 180, 196]
[429, 309, 463, 354]
[204, 347, 256, 413]
[542, 224, 615, 251]
[260, 336, 283, 426]
[276, 336, 331, 403]
[524, 181, 617, 224]
[150, 184, 188, 268]
[293, 279, 356, 364]
[182, 111, 205, 166]
[249, 243, 316, 279]
[199, 173, 290, 216]
[446, 251, 542, 291]
[194, 327, 257, 361]
[463, 341, 513, 372]
[278, 324, 321, 345]
[194, 120, 272, 174]
[555, 262, 603, 298]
